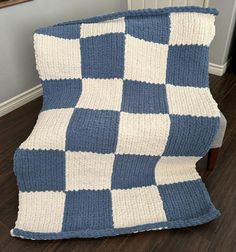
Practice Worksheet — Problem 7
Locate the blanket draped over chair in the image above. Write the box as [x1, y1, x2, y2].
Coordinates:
[11, 7, 221, 240]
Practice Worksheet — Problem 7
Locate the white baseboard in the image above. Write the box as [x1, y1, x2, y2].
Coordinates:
[209, 59, 230, 76]
[0, 84, 42, 117]
[0, 59, 231, 117]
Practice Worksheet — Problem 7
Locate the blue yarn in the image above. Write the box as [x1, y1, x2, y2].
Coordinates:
[66, 108, 120, 153]
[42, 79, 82, 111]
[62, 190, 113, 231]
[112, 154, 159, 189]
[80, 34, 125, 78]
[14, 149, 65, 192]
[167, 45, 209, 87]
[121, 80, 169, 114]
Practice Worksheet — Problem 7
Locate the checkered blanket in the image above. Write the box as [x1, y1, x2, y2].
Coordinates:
[12, 7, 221, 240]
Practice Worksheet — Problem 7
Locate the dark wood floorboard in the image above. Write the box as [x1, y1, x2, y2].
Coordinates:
[1, 72, 236, 252]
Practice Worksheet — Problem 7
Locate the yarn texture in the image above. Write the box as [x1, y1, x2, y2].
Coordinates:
[11, 7, 221, 240]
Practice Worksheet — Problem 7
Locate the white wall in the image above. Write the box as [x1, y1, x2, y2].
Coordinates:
[0, 0, 127, 103]
[209, 0, 236, 65]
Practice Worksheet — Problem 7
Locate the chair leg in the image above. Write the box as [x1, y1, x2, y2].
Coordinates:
[207, 148, 220, 171]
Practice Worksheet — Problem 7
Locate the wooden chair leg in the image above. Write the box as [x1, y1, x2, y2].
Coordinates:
[207, 148, 220, 171]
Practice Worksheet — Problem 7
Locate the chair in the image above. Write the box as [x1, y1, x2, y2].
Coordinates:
[207, 111, 227, 171]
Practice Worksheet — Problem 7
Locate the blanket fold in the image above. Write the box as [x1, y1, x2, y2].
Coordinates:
[11, 6, 220, 240]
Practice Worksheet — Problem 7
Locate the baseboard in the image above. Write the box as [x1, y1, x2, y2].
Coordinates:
[0, 84, 42, 117]
[209, 59, 231, 76]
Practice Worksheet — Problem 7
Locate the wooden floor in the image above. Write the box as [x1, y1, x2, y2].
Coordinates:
[1, 72, 236, 252]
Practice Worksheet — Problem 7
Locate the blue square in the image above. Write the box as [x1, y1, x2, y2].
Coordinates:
[13, 149, 65, 191]
[62, 190, 113, 231]
[80, 33, 124, 78]
[42, 79, 82, 111]
[111, 154, 159, 189]
[36, 23, 80, 39]
[158, 180, 216, 221]
[163, 115, 220, 156]
[166, 45, 209, 87]
[121, 80, 168, 114]
[66, 108, 120, 153]
[125, 14, 170, 44]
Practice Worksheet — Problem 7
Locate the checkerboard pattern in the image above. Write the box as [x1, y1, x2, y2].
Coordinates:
[12, 7, 221, 240]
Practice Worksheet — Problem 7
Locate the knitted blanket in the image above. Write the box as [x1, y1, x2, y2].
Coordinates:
[11, 7, 221, 240]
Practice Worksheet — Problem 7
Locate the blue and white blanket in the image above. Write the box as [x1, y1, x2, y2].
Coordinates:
[11, 7, 220, 240]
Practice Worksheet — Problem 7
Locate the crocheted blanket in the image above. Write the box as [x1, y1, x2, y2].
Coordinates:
[12, 7, 220, 240]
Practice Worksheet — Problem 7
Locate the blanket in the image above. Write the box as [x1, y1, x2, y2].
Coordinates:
[11, 6, 221, 240]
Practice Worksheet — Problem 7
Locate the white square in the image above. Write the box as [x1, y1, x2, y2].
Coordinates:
[66, 151, 115, 190]
[20, 108, 74, 151]
[15, 191, 65, 232]
[155, 156, 201, 186]
[124, 34, 168, 84]
[116, 112, 170, 156]
[76, 78, 123, 111]
[81, 18, 125, 38]
[169, 13, 215, 46]
[112, 185, 167, 228]
[166, 84, 220, 117]
[34, 34, 81, 80]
